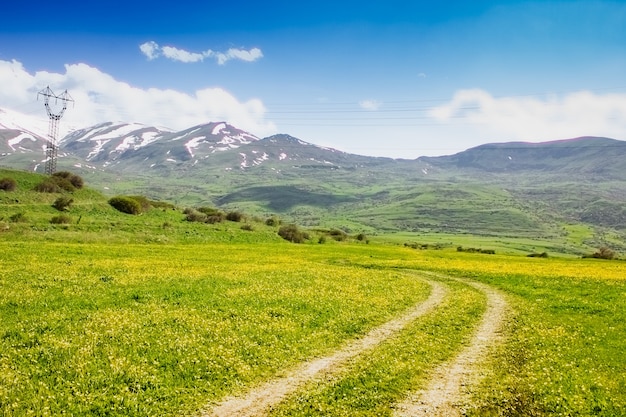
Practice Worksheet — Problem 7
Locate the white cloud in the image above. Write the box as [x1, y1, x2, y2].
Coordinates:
[359, 99, 381, 111]
[161, 46, 206, 63]
[0, 59, 276, 138]
[139, 41, 160, 60]
[430, 88, 626, 142]
[216, 48, 264, 65]
[139, 42, 263, 65]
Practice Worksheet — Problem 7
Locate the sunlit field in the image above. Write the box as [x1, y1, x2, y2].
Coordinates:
[1, 240, 624, 416]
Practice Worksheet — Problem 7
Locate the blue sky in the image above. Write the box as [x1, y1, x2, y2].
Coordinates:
[1, 0, 626, 158]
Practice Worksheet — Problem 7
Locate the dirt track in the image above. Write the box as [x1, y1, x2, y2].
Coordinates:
[202, 279, 446, 417]
[393, 280, 508, 417]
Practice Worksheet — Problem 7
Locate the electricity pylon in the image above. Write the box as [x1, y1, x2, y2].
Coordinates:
[38, 86, 73, 175]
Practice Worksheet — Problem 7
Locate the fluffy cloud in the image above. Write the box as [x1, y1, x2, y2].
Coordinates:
[139, 42, 263, 65]
[430, 88, 626, 142]
[215, 48, 263, 65]
[0, 59, 276, 137]
[139, 41, 160, 60]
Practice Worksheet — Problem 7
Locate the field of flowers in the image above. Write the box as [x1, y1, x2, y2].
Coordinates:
[355, 247, 626, 416]
[1, 240, 624, 416]
[0, 241, 432, 416]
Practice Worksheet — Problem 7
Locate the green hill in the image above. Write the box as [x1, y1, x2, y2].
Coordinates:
[0, 168, 287, 245]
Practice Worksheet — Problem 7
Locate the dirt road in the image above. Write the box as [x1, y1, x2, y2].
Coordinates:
[202, 278, 446, 417]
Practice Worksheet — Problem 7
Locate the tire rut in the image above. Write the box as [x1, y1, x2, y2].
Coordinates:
[200, 278, 446, 417]
[393, 280, 508, 417]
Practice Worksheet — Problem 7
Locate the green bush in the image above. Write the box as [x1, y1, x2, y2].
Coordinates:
[206, 213, 225, 224]
[52, 171, 84, 189]
[184, 209, 208, 223]
[241, 224, 254, 231]
[226, 211, 244, 222]
[50, 214, 72, 224]
[329, 228, 348, 241]
[265, 216, 280, 227]
[34, 179, 61, 193]
[457, 246, 495, 255]
[108, 196, 142, 215]
[34, 172, 85, 193]
[128, 195, 152, 212]
[583, 246, 616, 260]
[197, 207, 222, 216]
[52, 196, 74, 211]
[278, 224, 309, 243]
[0, 177, 17, 191]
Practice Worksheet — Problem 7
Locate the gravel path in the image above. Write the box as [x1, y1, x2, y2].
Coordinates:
[201, 278, 446, 417]
[393, 280, 508, 417]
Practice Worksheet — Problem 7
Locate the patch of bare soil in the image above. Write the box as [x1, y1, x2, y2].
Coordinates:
[393, 280, 508, 417]
[201, 279, 446, 417]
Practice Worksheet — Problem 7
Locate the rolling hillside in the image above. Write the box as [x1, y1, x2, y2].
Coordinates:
[2, 108, 626, 249]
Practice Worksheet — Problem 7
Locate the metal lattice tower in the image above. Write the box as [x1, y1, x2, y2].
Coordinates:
[38, 86, 74, 175]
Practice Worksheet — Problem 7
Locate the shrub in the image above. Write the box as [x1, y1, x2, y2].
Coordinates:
[226, 211, 244, 222]
[278, 224, 309, 243]
[318, 235, 327, 244]
[583, 246, 616, 260]
[206, 213, 225, 224]
[528, 252, 549, 258]
[35, 172, 84, 193]
[266, 216, 280, 227]
[52, 196, 74, 211]
[197, 207, 222, 216]
[457, 246, 495, 255]
[185, 209, 208, 223]
[34, 180, 61, 193]
[52, 171, 84, 189]
[108, 196, 142, 215]
[50, 214, 72, 224]
[329, 229, 348, 241]
[356, 233, 367, 242]
[0, 177, 17, 191]
[241, 224, 254, 231]
[128, 195, 152, 212]
[185, 207, 225, 223]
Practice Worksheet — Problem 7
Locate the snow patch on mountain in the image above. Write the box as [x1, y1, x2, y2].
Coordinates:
[239, 152, 248, 168]
[185, 136, 206, 158]
[212, 122, 226, 135]
[87, 140, 109, 160]
[7, 133, 38, 151]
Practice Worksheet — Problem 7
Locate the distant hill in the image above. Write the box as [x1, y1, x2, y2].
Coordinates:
[420, 137, 626, 178]
[2, 107, 626, 245]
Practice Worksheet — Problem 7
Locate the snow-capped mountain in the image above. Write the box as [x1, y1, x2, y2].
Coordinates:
[0, 107, 49, 155]
[1, 106, 394, 174]
[61, 121, 260, 168]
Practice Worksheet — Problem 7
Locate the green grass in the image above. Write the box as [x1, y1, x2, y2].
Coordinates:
[0, 242, 430, 416]
[2, 167, 626, 416]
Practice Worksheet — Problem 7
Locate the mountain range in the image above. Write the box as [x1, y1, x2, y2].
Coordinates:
[2, 106, 626, 249]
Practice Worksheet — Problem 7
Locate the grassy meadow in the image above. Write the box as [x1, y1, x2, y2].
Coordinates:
[1, 168, 625, 416]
